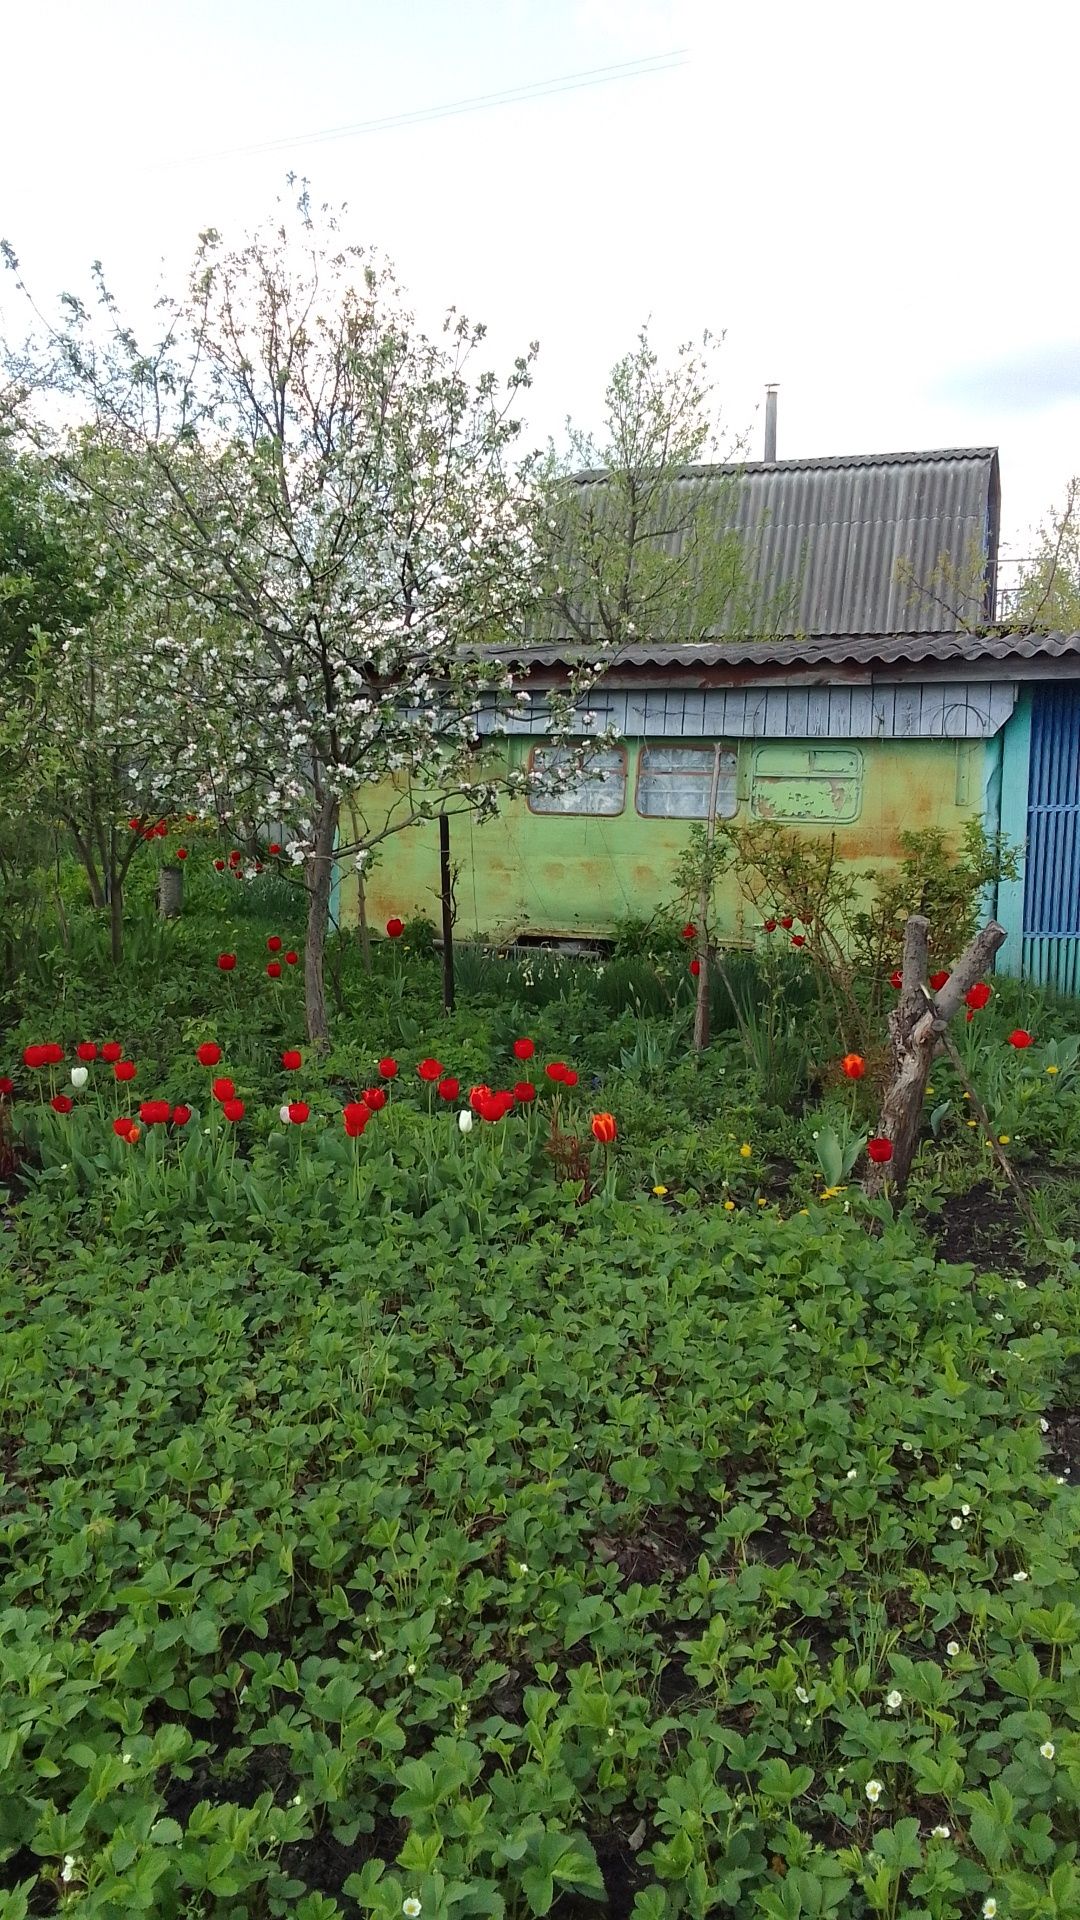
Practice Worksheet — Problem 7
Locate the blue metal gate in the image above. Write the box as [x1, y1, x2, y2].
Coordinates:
[1022, 687, 1080, 993]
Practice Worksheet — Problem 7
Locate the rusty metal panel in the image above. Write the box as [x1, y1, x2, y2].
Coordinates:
[750, 745, 864, 823]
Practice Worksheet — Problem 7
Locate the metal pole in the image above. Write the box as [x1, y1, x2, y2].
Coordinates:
[439, 812, 455, 1014]
[764, 385, 778, 462]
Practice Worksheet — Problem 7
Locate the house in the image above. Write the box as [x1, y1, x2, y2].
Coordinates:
[339, 447, 1080, 992]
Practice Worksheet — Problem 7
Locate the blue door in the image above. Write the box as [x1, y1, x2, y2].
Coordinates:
[1022, 687, 1080, 993]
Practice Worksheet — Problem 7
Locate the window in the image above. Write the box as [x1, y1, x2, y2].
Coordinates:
[750, 745, 863, 823]
[636, 744, 739, 820]
[527, 745, 627, 815]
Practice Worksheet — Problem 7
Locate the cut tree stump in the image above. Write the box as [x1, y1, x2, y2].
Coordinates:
[863, 913, 1008, 1201]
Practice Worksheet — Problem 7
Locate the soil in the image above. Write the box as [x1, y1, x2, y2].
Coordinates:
[922, 1180, 1031, 1273]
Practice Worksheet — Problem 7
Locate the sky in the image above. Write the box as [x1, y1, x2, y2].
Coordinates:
[2, 0, 1079, 565]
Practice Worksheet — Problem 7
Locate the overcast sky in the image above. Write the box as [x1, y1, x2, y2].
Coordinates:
[2, 0, 1078, 560]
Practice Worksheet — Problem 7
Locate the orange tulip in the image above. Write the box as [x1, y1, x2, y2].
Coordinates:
[591, 1112, 617, 1145]
[841, 1053, 866, 1080]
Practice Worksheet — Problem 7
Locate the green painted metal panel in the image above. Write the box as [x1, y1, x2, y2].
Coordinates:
[343, 736, 985, 945]
[749, 745, 863, 824]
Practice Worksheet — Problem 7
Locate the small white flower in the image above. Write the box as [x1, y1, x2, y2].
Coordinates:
[607, 1724, 615, 1736]
[950, 1515, 963, 1530]
[61, 1855, 78, 1883]
[993, 1311, 1004, 1321]
[291, 1793, 303, 1806]
[1040, 1418, 1050, 1433]
[961, 1504, 971, 1516]
[865, 1778, 883, 1804]
[1014, 1278, 1027, 1290]
[885, 1690, 902, 1711]
[403, 1899, 422, 1918]
[1040, 1740, 1055, 1760]
[458, 1109, 474, 1134]
[516, 1561, 528, 1575]
[947, 1640, 961, 1656]
[846, 1468, 858, 1481]
[406, 1661, 417, 1675]
[931, 1824, 950, 1838]
[70, 1066, 88, 1090]
[122, 1750, 132, 1764]
[795, 1685, 810, 1704]
[983, 1900, 997, 1918]
[1012, 1570, 1029, 1582]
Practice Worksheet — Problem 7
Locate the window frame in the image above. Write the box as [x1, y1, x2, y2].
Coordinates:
[525, 741, 630, 819]
[748, 743, 865, 825]
[634, 740, 741, 822]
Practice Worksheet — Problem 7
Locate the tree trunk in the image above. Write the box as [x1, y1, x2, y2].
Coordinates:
[864, 913, 1008, 1200]
[109, 874, 124, 965]
[304, 794, 339, 1050]
[439, 812, 455, 1015]
[692, 746, 725, 1054]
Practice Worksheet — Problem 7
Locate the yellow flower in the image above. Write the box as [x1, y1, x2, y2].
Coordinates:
[998, 1134, 1011, 1144]
[962, 1091, 971, 1101]
[927, 1085, 935, 1094]
[1046, 1065, 1060, 1076]
[723, 1199, 736, 1211]
[652, 1184, 668, 1197]
[739, 1143, 752, 1159]
[821, 1185, 841, 1200]
[757, 1196, 767, 1207]
[967, 1119, 977, 1128]
[798, 1208, 809, 1216]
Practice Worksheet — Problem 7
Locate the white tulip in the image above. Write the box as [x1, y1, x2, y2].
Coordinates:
[70, 1067, 89, 1090]
[458, 1110, 473, 1133]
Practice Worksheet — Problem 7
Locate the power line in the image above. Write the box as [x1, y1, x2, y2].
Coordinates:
[159, 50, 690, 170]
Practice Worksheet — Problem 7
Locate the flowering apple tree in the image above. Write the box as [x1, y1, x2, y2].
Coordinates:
[3, 189, 613, 1041]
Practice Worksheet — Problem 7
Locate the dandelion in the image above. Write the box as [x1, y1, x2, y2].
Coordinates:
[885, 1690, 902, 1711]
[946, 1640, 961, 1656]
[403, 1900, 422, 1918]
[652, 1184, 668, 1197]
[1046, 1064, 1060, 1075]
[1040, 1740, 1055, 1760]
[723, 1199, 736, 1211]
[865, 1778, 883, 1804]
[739, 1142, 752, 1158]
[998, 1134, 1011, 1145]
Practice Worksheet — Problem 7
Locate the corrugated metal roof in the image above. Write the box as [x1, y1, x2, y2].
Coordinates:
[477, 629, 1080, 673]
[548, 447, 999, 638]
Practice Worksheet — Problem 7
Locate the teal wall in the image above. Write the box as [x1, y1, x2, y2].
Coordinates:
[993, 689, 1033, 976]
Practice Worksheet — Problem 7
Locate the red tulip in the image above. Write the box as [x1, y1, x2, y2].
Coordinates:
[476, 1089, 514, 1122]
[196, 1042, 221, 1066]
[764, 918, 777, 933]
[267, 935, 282, 952]
[545, 1062, 569, 1084]
[222, 1097, 245, 1123]
[867, 1137, 894, 1164]
[790, 935, 805, 949]
[22, 1045, 46, 1068]
[282, 1050, 302, 1071]
[682, 923, 697, 941]
[139, 1099, 171, 1126]
[285, 951, 298, 966]
[176, 848, 188, 861]
[378, 1057, 398, 1079]
[591, 1112, 617, 1144]
[266, 961, 282, 978]
[417, 1058, 444, 1082]
[268, 841, 281, 855]
[469, 1083, 493, 1113]
[513, 1037, 535, 1061]
[50, 1094, 73, 1114]
[172, 1105, 192, 1126]
[343, 1101, 370, 1138]
[1008, 1028, 1034, 1049]
[101, 1042, 123, 1064]
[128, 817, 141, 832]
[385, 917, 405, 939]
[114, 1060, 136, 1083]
[689, 958, 702, 976]
[562, 1069, 579, 1088]
[437, 1077, 460, 1101]
[40, 1043, 64, 1065]
[780, 916, 794, 930]
[889, 970, 903, 990]
[76, 1042, 98, 1062]
[930, 970, 950, 992]
[965, 982, 992, 1010]
[212, 1077, 234, 1102]
[514, 1080, 537, 1103]
[228, 851, 242, 867]
[362, 1087, 387, 1111]
[287, 1101, 309, 1125]
[841, 1053, 865, 1080]
[0, 1077, 13, 1097]
[113, 1116, 140, 1142]
[217, 953, 237, 972]
[213, 858, 225, 871]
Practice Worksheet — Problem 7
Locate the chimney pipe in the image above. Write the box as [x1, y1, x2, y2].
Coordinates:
[764, 384, 778, 462]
